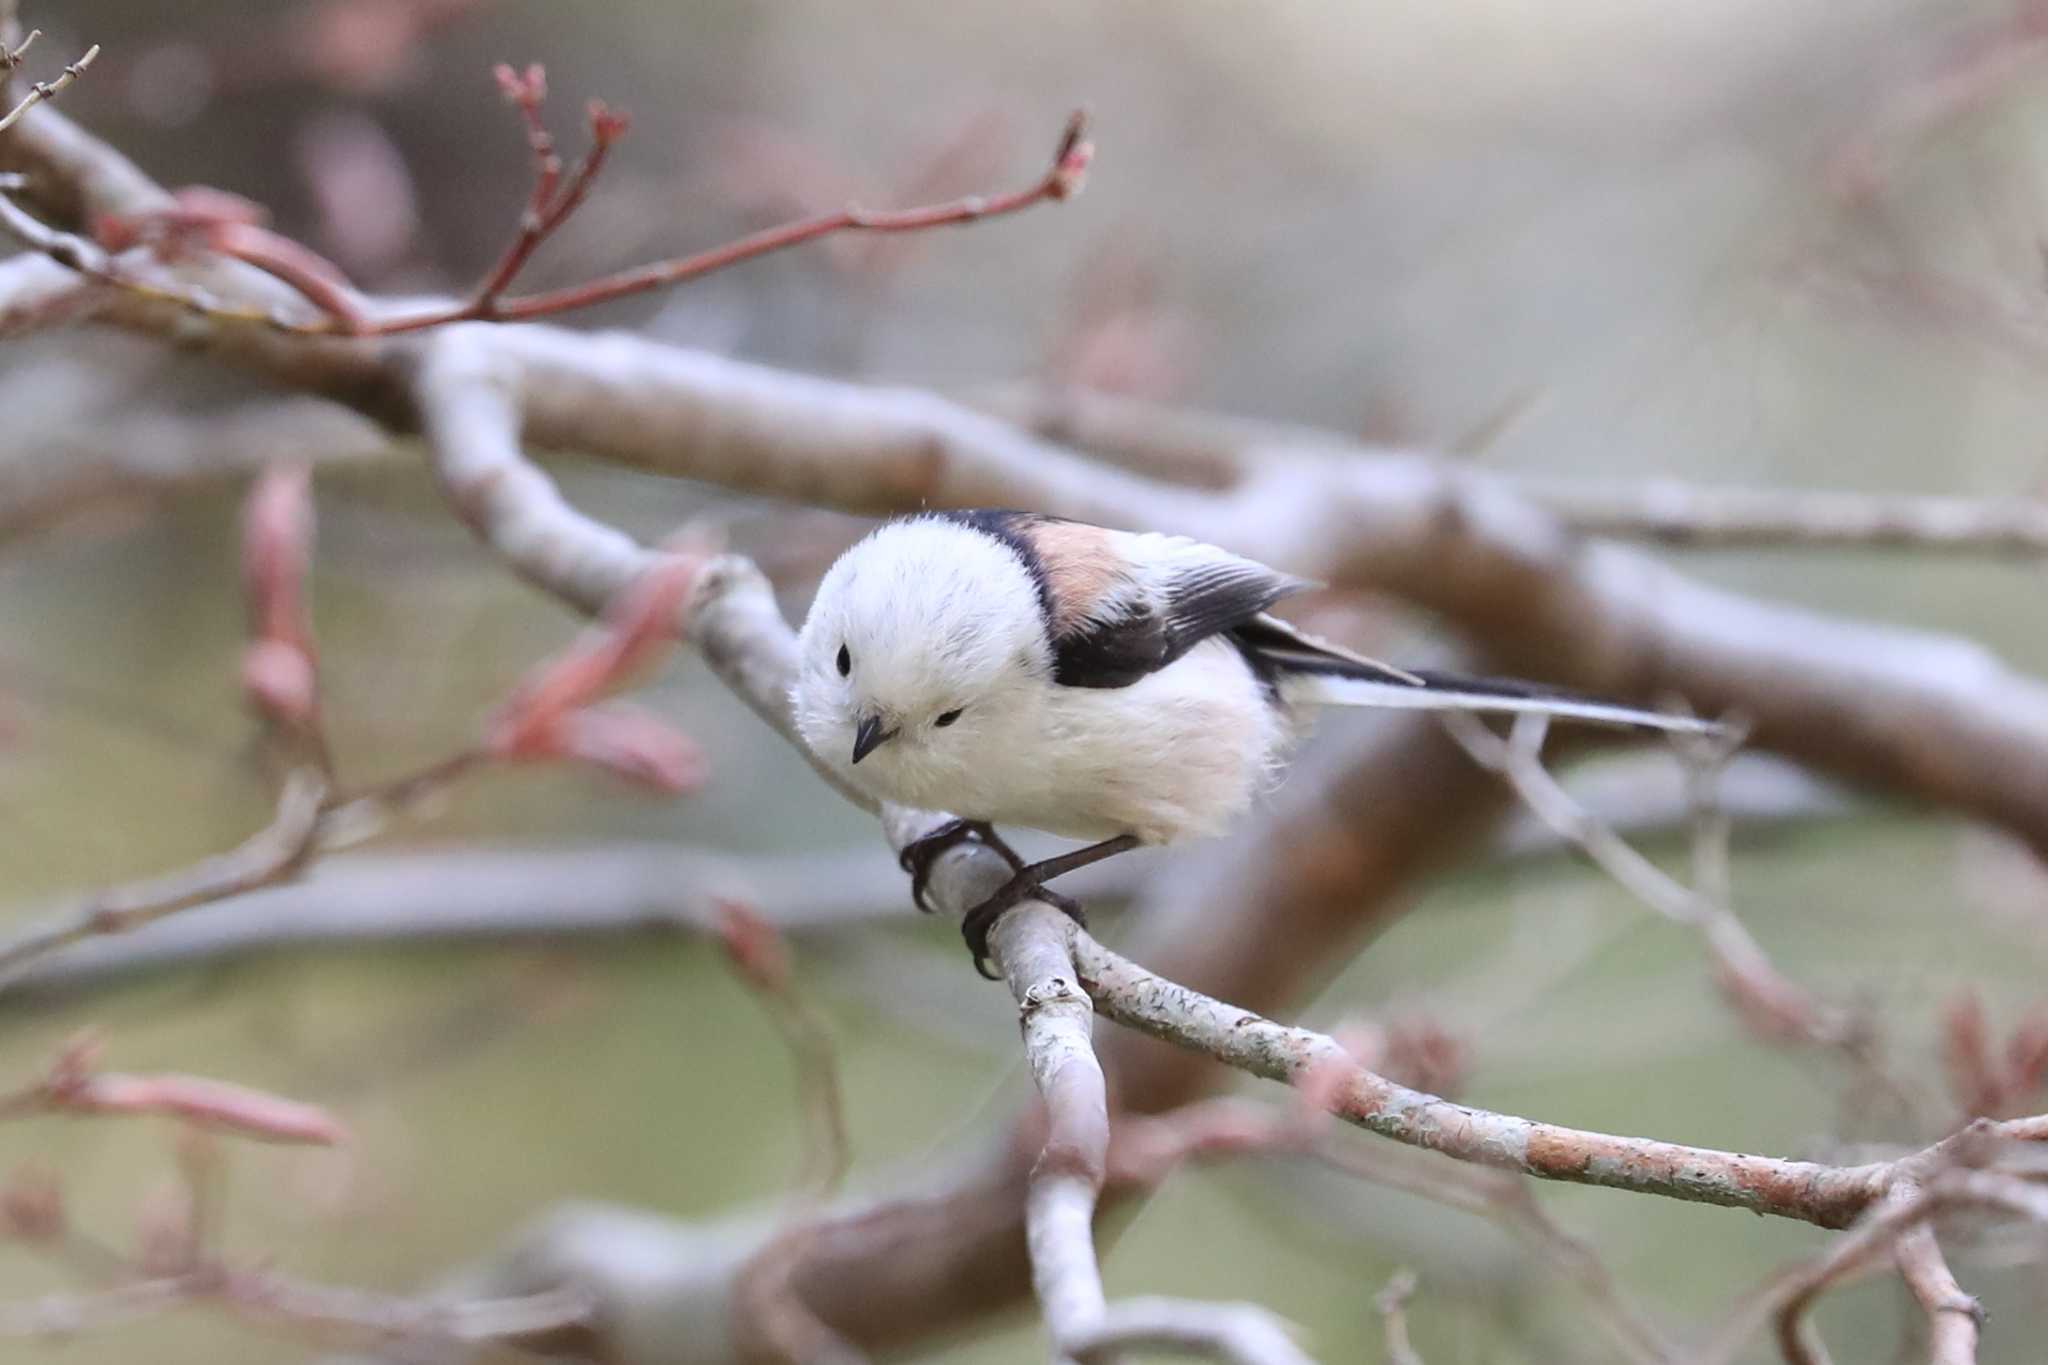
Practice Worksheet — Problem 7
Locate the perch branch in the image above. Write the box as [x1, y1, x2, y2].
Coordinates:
[988, 897, 1315, 1365]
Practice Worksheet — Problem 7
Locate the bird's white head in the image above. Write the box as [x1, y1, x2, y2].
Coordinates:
[793, 516, 1051, 803]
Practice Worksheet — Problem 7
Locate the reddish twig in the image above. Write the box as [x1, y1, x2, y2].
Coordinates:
[0, 1034, 344, 1146]
[237, 462, 334, 772]
[362, 102, 1087, 335]
[466, 64, 630, 317]
[1942, 991, 2048, 1121]
[0, 66, 1089, 338]
[0, 541, 704, 987]
[716, 900, 850, 1200]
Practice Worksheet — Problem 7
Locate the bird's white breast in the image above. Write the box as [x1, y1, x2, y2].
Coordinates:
[849, 637, 1299, 844]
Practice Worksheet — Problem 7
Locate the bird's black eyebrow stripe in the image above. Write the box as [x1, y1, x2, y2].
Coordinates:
[923, 508, 1058, 626]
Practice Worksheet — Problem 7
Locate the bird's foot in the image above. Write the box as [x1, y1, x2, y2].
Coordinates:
[961, 875, 1086, 981]
[899, 820, 1025, 915]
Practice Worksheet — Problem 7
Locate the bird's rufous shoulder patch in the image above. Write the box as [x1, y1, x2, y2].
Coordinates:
[1022, 519, 1129, 633]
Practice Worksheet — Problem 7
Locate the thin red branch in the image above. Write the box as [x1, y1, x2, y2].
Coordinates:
[0, 1035, 345, 1146]
[0, 69, 1087, 338]
[364, 105, 1087, 334]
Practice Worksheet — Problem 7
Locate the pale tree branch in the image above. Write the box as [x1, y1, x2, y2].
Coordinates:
[1890, 1216, 1982, 1365]
[1071, 930, 2048, 1226]
[992, 386, 2048, 555]
[1374, 1272, 1425, 1365]
[0, 754, 1850, 1004]
[0, 398, 392, 542]
[987, 897, 1315, 1365]
[1518, 477, 2048, 556]
[0, 844, 931, 999]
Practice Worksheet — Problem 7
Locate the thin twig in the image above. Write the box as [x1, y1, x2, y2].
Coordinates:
[1890, 1215, 1982, 1365]
[1684, 1167, 2048, 1365]
[0, 92, 1089, 337]
[719, 900, 868, 1365]
[0, 1034, 344, 1145]
[0, 1268, 591, 1347]
[0, 39, 97, 136]
[366, 108, 1090, 335]
[1314, 1137, 1670, 1364]
[1443, 714, 1896, 1079]
[1374, 1272, 1424, 1365]
[0, 770, 326, 985]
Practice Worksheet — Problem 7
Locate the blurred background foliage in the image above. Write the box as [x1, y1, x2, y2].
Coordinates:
[7, 1, 2048, 1360]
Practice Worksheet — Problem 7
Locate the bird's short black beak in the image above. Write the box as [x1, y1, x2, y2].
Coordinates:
[852, 714, 898, 764]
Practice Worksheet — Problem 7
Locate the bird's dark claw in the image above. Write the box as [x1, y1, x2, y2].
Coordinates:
[961, 880, 1088, 981]
[898, 820, 1024, 915]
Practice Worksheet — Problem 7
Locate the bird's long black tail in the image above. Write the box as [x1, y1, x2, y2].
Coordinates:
[1279, 663, 1717, 735]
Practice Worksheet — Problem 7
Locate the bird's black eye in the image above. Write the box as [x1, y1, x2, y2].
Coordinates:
[934, 708, 963, 728]
[836, 644, 851, 677]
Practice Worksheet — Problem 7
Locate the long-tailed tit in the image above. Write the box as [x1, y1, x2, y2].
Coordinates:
[793, 510, 1719, 975]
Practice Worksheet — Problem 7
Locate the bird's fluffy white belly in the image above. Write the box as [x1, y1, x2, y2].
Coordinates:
[968, 640, 1295, 844]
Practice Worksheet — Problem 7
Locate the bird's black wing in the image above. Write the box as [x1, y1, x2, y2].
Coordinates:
[1227, 613, 1425, 689]
[1051, 546, 1312, 688]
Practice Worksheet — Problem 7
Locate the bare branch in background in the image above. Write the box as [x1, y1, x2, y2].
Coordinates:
[0, 1034, 344, 1146]
[0, 1268, 592, 1350]
[0, 478, 706, 989]
[1313, 1131, 1670, 1363]
[0, 398, 391, 545]
[995, 387, 2048, 557]
[0, 35, 98, 136]
[1518, 477, 2048, 556]
[715, 901, 851, 1202]
[1374, 1272, 1426, 1365]
[0, 769, 327, 986]
[0, 843, 926, 999]
[1687, 1165, 2048, 1365]
[718, 898, 868, 1365]
[1890, 1217, 1983, 1365]
[1443, 712, 1898, 1089]
[0, 68, 1090, 337]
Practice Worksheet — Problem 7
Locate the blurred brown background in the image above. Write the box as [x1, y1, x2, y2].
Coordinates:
[7, 1, 2048, 1361]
